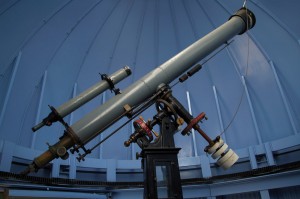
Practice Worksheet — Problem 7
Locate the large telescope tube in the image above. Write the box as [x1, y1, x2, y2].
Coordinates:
[32, 66, 132, 132]
[24, 8, 255, 174]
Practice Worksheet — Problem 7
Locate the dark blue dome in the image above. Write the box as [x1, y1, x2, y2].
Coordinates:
[0, 0, 299, 198]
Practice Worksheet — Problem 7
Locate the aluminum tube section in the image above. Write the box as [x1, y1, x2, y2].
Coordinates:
[56, 66, 131, 118]
[71, 8, 255, 144]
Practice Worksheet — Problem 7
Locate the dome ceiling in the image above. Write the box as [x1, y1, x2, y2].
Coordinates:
[0, 0, 299, 162]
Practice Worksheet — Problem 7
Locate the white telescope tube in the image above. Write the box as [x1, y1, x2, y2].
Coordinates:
[32, 66, 131, 132]
[72, 8, 255, 144]
[57, 66, 131, 117]
[24, 8, 255, 174]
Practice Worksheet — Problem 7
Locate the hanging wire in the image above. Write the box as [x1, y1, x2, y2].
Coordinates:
[243, 0, 247, 8]
[219, 0, 251, 137]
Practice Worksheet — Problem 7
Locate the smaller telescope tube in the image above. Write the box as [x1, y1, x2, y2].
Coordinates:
[57, 66, 131, 117]
[32, 66, 131, 132]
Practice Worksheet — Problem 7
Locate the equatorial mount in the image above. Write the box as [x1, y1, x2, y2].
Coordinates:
[124, 85, 239, 169]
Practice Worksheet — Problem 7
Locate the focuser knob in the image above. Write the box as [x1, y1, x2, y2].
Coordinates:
[124, 140, 132, 147]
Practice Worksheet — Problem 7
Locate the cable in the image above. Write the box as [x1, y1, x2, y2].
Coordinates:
[219, 2, 251, 137]
[243, 0, 247, 8]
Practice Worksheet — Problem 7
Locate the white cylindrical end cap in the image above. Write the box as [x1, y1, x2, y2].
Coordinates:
[217, 149, 239, 169]
[212, 143, 228, 159]
[207, 138, 224, 154]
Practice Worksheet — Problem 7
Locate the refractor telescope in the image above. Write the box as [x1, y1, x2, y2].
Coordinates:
[22, 7, 256, 175]
[32, 66, 132, 132]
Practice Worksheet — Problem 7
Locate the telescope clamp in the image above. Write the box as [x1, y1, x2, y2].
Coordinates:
[100, 73, 121, 95]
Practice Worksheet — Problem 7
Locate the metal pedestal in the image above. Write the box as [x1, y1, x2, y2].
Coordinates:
[142, 148, 182, 199]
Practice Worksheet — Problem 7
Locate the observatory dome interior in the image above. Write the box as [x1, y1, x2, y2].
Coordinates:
[0, 0, 300, 198]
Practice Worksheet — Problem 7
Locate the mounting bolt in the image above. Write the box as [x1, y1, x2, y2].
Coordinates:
[136, 152, 141, 160]
[176, 117, 185, 126]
